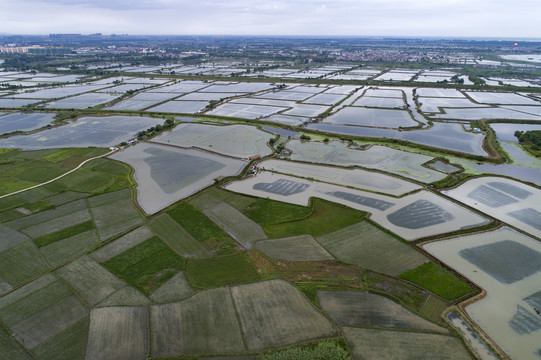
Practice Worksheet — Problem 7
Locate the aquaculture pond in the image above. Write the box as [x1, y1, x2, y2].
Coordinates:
[424, 227, 541, 360]
[0, 112, 56, 134]
[0, 115, 159, 150]
[110, 143, 246, 214]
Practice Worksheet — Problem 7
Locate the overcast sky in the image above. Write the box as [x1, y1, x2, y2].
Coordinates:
[0, 0, 539, 38]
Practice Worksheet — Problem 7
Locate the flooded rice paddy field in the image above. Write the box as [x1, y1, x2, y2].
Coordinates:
[309, 121, 487, 156]
[353, 96, 405, 108]
[435, 107, 541, 121]
[303, 93, 347, 106]
[46, 92, 119, 109]
[424, 227, 541, 360]
[416, 88, 466, 98]
[491, 123, 541, 142]
[153, 123, 274, 158]
[427, 160, 462, 174]
[225, 171, 487, 240]
[465, 91, 540, 105]
[258, 159, 422, 196]
[287, 140, 446, 183]
[147, 100, 209, 114]
[207, 103, 286, 119]
[323, 107, 417, 128]
[109, 142, 246, 214]
[374, 71, 418, 82]
[0, 112, 56, 134]
[0, 115, 158, 150]
[419, 97, 486, 113]
[443, 176, 541, 238]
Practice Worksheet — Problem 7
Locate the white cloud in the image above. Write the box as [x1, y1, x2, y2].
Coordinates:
[0, 0, 539, 37]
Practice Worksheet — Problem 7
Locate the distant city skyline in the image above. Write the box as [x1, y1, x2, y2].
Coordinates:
[0, 0, 539, 38]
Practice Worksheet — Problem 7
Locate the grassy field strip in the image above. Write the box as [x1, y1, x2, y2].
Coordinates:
[343, 327, 472, 360]
[96, 286, 150, 307]
[317, 290, 446, 333]
[230, 279, 336, 352]
[203, 202, 267, 249]
[148, 214, 211, 258]
[21, 208, 92, 239]
[90, 196, 143, 241]
[150, 287, 246, 357]
[102, 236, 185, 295]
[4, 199, 87, 231]
[255, 235, 334, 261]
[90, 226, 154, 263]
[189, 187, 231, 211]
[85, 306, 148, 360]
[0, 325, 34, 360]
[55, 256, 125, 306]
[0, 224, 29, 252]
[10, 296, 87, 348]
[0, 149, 116, 200]
[40, 229, 100, 267]
[149, 271, 194, 303]
[0, 241, 49, 285]
[316, 222, 428, 276]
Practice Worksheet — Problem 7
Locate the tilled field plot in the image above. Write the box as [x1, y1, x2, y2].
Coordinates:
[4, 199, 87, 231]
[90, 226, 155, 263]
[96, 286, 150, 307]
[231, 279, 335, 352]
[150, 287, 246, 357]
[0, 241, 48, 285]
[203, 202, 267, 248]
[255, 235, 334, 261]
[40, 229, 100, 267]
[55, 256, 125, 306]
[85, 306, 148, 360]
[149, 271, 194, 303]
[343, 327, 472, 360]
[90, 194, 143, 241]
[0, 275, 89, 359]
[318, 290, 445, 332]
[316, 222, 427, 276]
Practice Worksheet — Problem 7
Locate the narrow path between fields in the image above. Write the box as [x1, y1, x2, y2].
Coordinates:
[0, 149, 118, 200]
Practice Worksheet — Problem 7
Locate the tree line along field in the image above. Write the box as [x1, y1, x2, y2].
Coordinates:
[0, 152, 483, 360]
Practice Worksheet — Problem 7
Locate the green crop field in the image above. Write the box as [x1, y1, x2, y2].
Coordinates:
[103, 236, 185, 295]
[148, 214, 210, 258]
[186, 252, 262, 289]
[90, 192, 143, 241]
[242, 197, 313, 226]
[167, 201, 238, 255]
[263, 198, 366, 239]
[399, 262, 474, 301]
[0, 241, 48, 285]
[90, 226, 155, 263]
[96, 286, 150, 307]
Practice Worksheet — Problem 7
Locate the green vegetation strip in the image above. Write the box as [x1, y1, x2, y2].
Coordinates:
[167, 201, 238, 255]
[262, 338, 350, 360]
[103, 236, 185, 295]
[242, 198, 313, 226]
[33, 220, 94, 247]
[186, 252, 262, 289]
[262, 198, 366, 239]
[399, 262, 474, 301]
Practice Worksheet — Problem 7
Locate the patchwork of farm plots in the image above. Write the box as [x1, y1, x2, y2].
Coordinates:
[424, 227, 541, 360]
